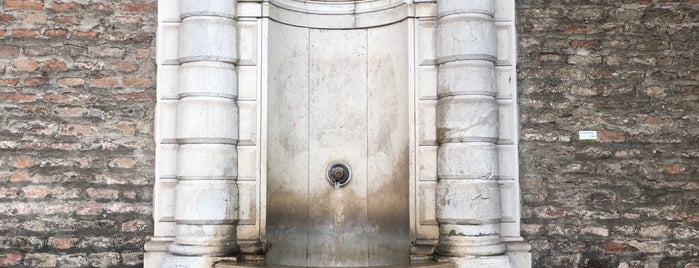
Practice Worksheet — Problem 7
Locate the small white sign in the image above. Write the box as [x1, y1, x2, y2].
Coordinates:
[579, 131, 598, 141]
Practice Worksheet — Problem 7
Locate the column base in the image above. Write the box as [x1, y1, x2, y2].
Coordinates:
[162, 255, 239, 268]
[505, 241, 532, 268]
[168, 243, 240, 257]
[144, 237, 173, 268]
[435, 240, 507, 256]
[411, 239, 437, 256]
[435, 255, 512, 268]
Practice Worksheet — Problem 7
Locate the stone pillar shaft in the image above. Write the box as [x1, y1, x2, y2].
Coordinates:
[163, 0, 240, 266]
[435, 0, 509, 264]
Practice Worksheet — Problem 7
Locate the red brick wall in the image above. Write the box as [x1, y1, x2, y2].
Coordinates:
[0, 0, 156, 266]
[517, 0, 699, 267]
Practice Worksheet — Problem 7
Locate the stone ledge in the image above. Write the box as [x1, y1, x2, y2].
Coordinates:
[215, 260, 454, 268]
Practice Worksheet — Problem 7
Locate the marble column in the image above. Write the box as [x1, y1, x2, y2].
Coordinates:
[162, 0, 240, 267]
[434, 0, 511, 266]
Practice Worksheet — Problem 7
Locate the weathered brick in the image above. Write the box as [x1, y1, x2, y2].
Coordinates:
[640, 225, 670, 237]
[44, 28, 67, 37]
[56, 77, 84, 87]
[571, 86, 603, 96]
[672, 227, 699, 239]
[71, 30, 99, 39]
[0, 252, 22, 266]
[121, 252, 143, 266]
[0, 46, 20, 57]
[22, 186, 50, 199]
[0, 187, 19, 199]
[49, 2, 81, 12]
[41, 59, 67, 71]
[10, 29, 40, 38]
[4, 0, 44, 10]
[0, 14, 15, 23]
[0, 93, 35, 102]
[601, 241, 637, 253]
[90, 77, 118, 88]
[53, 16, 78, 24]
[565, 23, 590, 34]
[567, 55, 603, 65]
[134, 48, 150, 58]
[120, 2, 156, 13]
[53, 187, 79, 200]
[122, 77, 152, 87]
[86, 252, 120, 267]
[581, 226, 610, 237]
[109, 157, 135, 168]
[12, 59, 39, 72]
[48, 237, 78, 250]
[120, 220, 148, 232]
[114, 15, 143, 26]
[56, 254, 87, 267]
[86, 188, 119, 200]
[119, 92, 156, 100]
[23, 253, 56, 267]
[10, 172, 29, 182]
[22, 13, 46, 24]
[14, 157, 35, 168]
[58, 123, 97, 136]
[53, 107, 86, 118]
[88, 46, 125, 58]
[75, 203, 102, 216]
[87, 2, 115, 14]
[0, 236, 44, 249]
[105, 203, 136, 214]
[111, 61, 139, 72]
[43, 203, 71, 214]
[77, 237, 114, 249]
[23, 77, 49, 86]
[666, 164, 683, 174]
[642, 116, 673, 126]
[116, 121, 137, 135]
[598, 130, 626, 142]
[543, 207, 565, 218]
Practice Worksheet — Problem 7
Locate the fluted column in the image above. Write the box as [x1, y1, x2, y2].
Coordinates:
[162, 0, 239, 267]
[435, 0, 510, 266]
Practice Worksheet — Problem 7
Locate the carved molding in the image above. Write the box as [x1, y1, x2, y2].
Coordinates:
[269, 0, 408, 29]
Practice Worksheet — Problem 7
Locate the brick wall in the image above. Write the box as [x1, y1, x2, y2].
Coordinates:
[517, 0, 698, 267]
[1, 0, 697, 267]
[0, 0, 156, 266]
